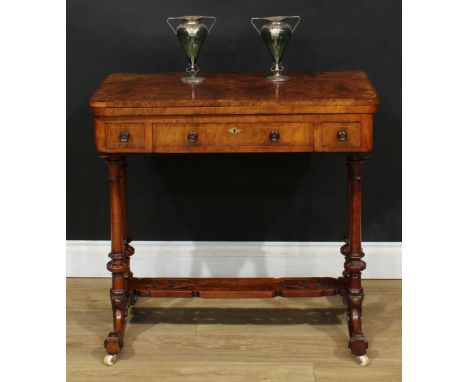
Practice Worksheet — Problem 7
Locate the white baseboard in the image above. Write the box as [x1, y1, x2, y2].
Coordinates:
[66, 241, 401, 279]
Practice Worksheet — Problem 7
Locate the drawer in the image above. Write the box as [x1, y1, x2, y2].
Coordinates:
[317, 121, 362, 151]
[105, 123, 146, 149]
[320, 122, 361, 150]
[153, 123, 311, 148]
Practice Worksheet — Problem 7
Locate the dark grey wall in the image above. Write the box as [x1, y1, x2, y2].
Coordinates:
[67, 0, 401, 241]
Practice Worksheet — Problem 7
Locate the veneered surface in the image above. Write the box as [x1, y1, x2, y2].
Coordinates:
[90, 71, 379, 111]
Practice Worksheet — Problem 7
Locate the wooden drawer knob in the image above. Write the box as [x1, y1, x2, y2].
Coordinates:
[269, 130, 280, 142]
[187, 131, 198, 143]
[337, 130, 347, 141]
[119, 130, 130, 143]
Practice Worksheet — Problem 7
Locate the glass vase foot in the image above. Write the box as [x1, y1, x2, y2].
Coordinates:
[266, 73, 290, 82]
[181, 76, 205, 84]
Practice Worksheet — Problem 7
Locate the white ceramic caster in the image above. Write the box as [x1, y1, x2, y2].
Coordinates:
[104, 354, 117, 366]
[357, 355, 369, 366]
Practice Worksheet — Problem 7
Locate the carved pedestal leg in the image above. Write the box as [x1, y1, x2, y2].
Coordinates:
[120, 159, 138, 306]
[102, 155, 131, 365]
[339, 163, 352, 302]
[343, 154, 369, 365]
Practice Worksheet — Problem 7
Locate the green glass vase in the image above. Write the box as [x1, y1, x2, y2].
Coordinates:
[167, 16, 216, 84]
[251, 16, 300, 82]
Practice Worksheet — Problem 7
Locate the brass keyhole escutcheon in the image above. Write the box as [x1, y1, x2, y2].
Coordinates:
[228, 127, 242, 135]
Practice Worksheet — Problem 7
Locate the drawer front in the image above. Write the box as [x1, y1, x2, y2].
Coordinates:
[153, 123, 311, 149]
[319, 122, 362, 151]
[315, 115, 373, 152]
[106, 123, 146, 149]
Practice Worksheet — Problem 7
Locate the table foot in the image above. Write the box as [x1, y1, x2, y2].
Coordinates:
[104, 331, 123, 354]
[347, 297, 368, 356]
[349, 333, 368, 354]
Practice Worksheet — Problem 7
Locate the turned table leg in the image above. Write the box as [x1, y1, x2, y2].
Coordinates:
[340, 156, 352, 296]
[102, 155, 132, 365]
[343, 153, 369, 366]
[120, 159, 138, 306]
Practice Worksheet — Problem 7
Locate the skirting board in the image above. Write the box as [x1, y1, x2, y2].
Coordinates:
[66, 241, 401, 279]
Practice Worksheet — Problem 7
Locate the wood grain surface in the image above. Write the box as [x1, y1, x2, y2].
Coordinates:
[129, 277, 339, 298]
[67, 278, 401, 382]
[90, 72, 379, 109]
[90, 71, 378, 153]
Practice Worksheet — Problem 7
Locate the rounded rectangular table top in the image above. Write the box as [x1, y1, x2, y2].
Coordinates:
[90, 71, 379, 114]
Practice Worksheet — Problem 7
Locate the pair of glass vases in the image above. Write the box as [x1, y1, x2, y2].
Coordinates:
[166, 15, 300, 84]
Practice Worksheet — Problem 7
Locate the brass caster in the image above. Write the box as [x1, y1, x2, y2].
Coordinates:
[104, 353, 117, 366]
[357, 355, 370, 366]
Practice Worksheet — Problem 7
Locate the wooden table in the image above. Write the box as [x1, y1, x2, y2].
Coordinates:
[89, 71, 379, 366]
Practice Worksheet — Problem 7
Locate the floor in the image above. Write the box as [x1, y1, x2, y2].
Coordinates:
[67, 279, 401, 382]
